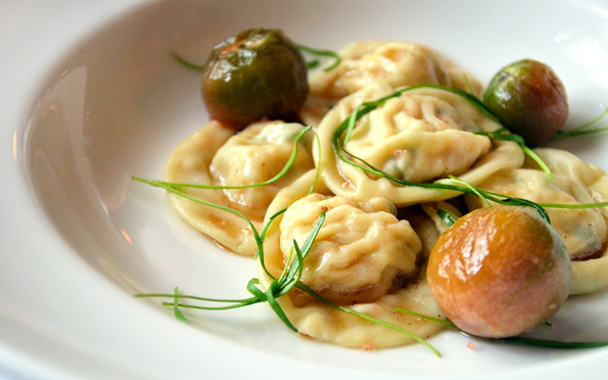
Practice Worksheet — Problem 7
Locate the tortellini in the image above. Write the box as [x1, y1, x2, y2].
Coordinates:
[164, 120, 313, 256]
[279, 193, 420, 305]
[210, 121, 314, 220]
[314, 86, 525, 206]
[466, 148, 608, 295]
[300, 40, 483, 126]
[258, 171, 444, 349]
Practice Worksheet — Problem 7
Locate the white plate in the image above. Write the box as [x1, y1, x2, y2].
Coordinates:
[3, 0, 608, 379]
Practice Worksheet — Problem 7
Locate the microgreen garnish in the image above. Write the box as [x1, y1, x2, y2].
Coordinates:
[137, 211, 325, 333]
[554, 108, 608, 139]
[297, 44, 341, 72]
[135, 190, 441, 355]
[437, 209, 457, 227]
[169, 51, 206, 71]
[393, 308, 608, 349]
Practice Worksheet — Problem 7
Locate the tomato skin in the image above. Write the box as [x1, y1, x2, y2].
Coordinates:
[483, 59, 568, 146]
[427, 206, 571, 338]
[201, 28, 309, 130]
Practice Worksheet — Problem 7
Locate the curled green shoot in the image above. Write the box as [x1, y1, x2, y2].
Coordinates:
[297, 44, 341, 72]
[137, 203, 441, 355]
[137, 211, 325, 333]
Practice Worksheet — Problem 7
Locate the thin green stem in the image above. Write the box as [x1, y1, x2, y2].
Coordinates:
[295, 282, 442, 357]
[162, 301, 258, 311]
[135, 293, 259, 304]
[474, 129, 554, 180]
[463, 74, 475, 94]
[539, 201, 608, 209]
[297, 44, 341, 71]
[393, 307, 457, 328]
[170, 51, 206, 71]
[173, 287, 188, 322]
[554, 108, 608, 139]
[448, 175, 491, 207]
[393, 308, 608, 349]
[437, 209, 457, 227]
[308, 132, 323, 195]
[497, 336, 608, 349]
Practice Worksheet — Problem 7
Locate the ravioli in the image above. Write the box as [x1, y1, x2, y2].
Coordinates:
[300, 40, 483, 126]
[314, 86, 525, 206]
[258, 171, 445, 349]
[466, 148, 608, 295]
[164, 120, 314, 256]
[280, 193, 420, 305]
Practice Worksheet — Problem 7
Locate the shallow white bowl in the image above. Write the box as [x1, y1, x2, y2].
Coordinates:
[3, 0, 608, 379]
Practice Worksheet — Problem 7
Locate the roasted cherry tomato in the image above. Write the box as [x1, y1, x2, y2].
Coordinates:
[427, 205, 571, 338]
[201, 28, 309, 130]
[483, 59, 568, 146]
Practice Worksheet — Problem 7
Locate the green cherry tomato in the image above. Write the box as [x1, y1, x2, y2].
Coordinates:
[201, 28, 309, 130]
[483, 59, 568, 146]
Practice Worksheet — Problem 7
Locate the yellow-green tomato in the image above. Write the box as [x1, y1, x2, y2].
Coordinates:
[483, 59, 568, 146]
[427, 205, 571, 338]
[201, 28, 309, 130]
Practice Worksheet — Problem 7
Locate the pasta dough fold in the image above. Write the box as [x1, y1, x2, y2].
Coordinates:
[300, 40, 482, 126]
[280, 194, 420, 305]
[164, 120, 313, 256]
[315, 86, 525, 206]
